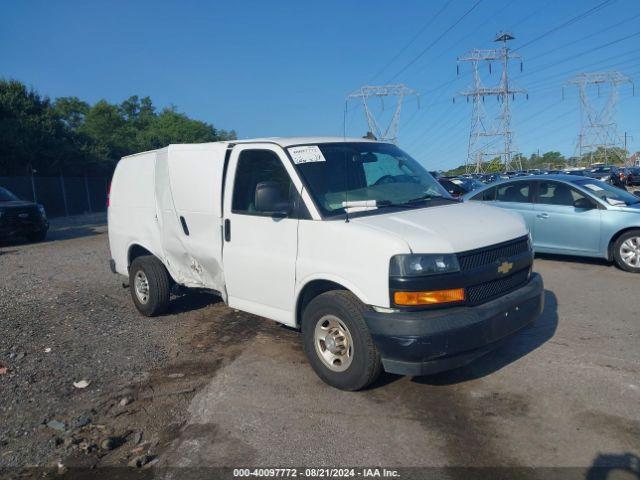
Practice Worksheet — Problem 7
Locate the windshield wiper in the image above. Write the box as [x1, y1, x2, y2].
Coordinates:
[401, 193, 452, 205]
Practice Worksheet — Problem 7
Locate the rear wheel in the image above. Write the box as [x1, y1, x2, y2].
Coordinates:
[301, 290, 381, 391]
[613, 230, 640, 273]
[129, 255, 171, 316]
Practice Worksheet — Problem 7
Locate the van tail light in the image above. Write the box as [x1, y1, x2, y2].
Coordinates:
[106, 182, 111, 208]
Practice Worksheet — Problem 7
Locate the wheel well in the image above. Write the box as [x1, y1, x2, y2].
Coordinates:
[296, 280, 347, 328]
[128, 244, 153, 267]
[608, 227, 640, 260]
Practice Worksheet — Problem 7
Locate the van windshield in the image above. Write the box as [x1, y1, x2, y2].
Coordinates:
[289, 142, 453, 217]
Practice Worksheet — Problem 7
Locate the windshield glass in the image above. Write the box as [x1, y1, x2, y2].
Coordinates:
[571, 178, 639, 206]
[290, 143, 453, 216]
[0, 187, 19, 202]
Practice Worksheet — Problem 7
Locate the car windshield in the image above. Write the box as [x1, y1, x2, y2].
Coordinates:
[290, 142, 453, 216]
[571, 178, 639, 206]
[0, 187, 19, 202]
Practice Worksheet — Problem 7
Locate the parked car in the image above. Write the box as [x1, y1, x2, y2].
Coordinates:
[108, 137, 543, 390]
[624, 167, 640, 186]
[480, 173, 509, 183]
[0, 187, 48, 243]
[562, 169, 587, 176]
[587, 165, 626, 188]
[437, 177, 484, 198]
[463, 175, 640, 272]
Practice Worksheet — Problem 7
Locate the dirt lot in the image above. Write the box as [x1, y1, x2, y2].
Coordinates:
[1, 216, 639, 478]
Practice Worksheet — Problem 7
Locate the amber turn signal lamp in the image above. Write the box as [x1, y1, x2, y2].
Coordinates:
[394, 288, 465, 306]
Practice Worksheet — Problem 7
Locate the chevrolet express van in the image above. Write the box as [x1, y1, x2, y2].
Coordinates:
[108, 137, 543, 390]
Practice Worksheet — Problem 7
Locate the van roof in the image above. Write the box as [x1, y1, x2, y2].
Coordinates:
[232, 136, 380, 147]
[121, 136, 382, 159]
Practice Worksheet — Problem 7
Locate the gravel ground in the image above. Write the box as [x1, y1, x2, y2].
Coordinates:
[0, 216, 279, 474]
[1, 214, 639, 479]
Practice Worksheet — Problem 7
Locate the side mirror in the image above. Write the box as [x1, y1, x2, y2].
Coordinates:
[254, 181, 290, 216]
[574, 197, 595, 210]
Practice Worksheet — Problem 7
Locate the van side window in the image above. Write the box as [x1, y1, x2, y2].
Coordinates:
[232, 150, 293, 214]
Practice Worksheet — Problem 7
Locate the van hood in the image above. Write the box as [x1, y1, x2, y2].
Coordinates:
[352, 202, 527, 254]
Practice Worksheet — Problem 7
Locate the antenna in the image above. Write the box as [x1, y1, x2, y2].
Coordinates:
[457, 32, 527, 173]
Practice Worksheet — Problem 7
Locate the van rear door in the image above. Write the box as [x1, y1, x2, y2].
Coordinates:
[222, 144, 300, 325]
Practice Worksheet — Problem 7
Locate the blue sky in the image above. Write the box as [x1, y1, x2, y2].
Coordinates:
[2, 0, 639, 170]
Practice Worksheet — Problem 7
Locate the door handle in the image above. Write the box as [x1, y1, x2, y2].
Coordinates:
[224, 219, 231, 242]
[179, 216, 190, 235]
[536, 213, 549, 219]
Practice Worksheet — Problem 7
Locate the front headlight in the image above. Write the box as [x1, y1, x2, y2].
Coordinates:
[37, 204, 46, 218]
[389, 254, 460, 277]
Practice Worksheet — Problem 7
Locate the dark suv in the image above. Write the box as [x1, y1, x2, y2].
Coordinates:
[0, 187, 49, 242]
[625, 167, 640, 186]
[587, 165, 626, 188]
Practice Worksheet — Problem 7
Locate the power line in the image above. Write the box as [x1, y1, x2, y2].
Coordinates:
[514, 0, 617, 52]
[369, 0, 455, 83]
[388, 0, 484, 82]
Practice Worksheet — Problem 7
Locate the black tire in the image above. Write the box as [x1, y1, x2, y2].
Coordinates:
[612, 229, 640, 273]
[26, 230, 47, 242]
[301, 290, 382, 391]
[129, 255, 171, 316]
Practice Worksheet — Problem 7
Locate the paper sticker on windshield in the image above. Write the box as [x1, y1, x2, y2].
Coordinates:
[288, 146, 326, 164]
[584, 183, 604, 191]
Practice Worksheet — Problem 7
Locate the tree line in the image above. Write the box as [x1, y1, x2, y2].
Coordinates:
[0, 79, 236, 176]
[443, 147, 629, 176]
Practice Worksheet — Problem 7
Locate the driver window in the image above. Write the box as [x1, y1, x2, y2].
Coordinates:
[232, 150, 292, 215]
[538, 181, 586, 206]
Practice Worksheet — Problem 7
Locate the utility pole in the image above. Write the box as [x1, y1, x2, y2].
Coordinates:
[346, 84, 419, 144]
[566, 71, 633, 165]
[458, 32, 527, 173]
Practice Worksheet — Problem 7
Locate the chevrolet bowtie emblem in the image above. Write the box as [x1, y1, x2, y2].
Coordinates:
[497, 261, 513, 275]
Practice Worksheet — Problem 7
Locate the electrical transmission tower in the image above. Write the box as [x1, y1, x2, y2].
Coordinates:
[565, 71, 634, 164]
[457, 33, 527, 173]
[346, 84, 419, 144]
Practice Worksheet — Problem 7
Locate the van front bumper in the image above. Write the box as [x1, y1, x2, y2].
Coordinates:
[363, 273, 544, 376]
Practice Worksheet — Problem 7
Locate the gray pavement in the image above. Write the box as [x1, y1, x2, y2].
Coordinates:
[160, 257, 640, 469]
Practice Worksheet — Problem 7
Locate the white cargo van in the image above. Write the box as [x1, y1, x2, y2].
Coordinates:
[108, 137, 543, 390]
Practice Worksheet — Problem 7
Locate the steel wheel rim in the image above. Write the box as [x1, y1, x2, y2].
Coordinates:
[313, 315, 354, 372]
[620, 236, 640, 268]
[134, 270, 150, 304]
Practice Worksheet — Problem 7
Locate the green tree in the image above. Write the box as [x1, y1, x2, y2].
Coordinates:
[53, 96, 89, 130]
[0, 79, 236, 176]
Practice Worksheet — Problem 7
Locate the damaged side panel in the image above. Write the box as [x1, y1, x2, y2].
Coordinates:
[154, 144, 227, 295]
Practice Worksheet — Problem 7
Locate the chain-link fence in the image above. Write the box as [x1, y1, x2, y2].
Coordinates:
[0, 175, 109, 218]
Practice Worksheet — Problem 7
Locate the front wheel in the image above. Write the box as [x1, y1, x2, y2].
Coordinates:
[302, 291, 381, 391]
[129, 255, 171, 316]
[613, 230, 640, 273]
